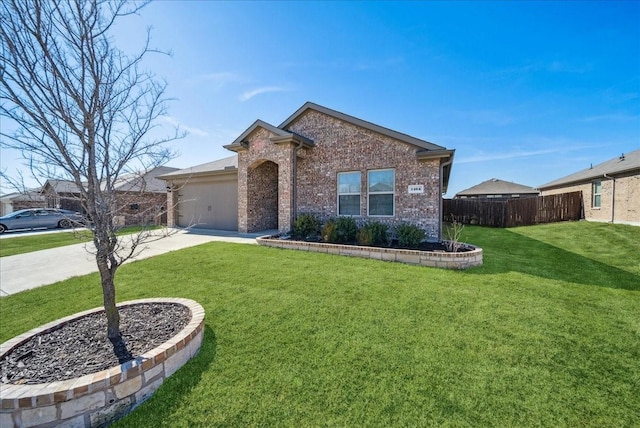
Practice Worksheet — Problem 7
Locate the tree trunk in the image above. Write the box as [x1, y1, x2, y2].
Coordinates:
[96, 253, 120, 340]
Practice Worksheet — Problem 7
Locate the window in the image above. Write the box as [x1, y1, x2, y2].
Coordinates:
[592, 181, 602, 208]
[337, 172, 361, 216]
[368, 169, 395, 216]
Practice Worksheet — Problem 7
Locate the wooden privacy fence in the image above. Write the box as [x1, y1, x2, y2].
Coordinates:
[443, 191, 584, 228]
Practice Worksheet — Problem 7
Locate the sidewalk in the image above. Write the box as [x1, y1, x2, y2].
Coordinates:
[0, 228, 275, 296]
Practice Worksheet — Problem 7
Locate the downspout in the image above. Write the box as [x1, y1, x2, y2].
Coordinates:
[604, 173, 615, 223]
[438, 154, 454, 241]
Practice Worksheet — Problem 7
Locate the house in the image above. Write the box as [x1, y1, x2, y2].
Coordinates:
[158, 156, 239, 231]
[41, 179, 86, 213]
[454, 178, 539, 200]
[538, 149, 640, 225]
[41, 165, 179, 225]
[0, 191, 46, 216]
[160, 102, 455, 240]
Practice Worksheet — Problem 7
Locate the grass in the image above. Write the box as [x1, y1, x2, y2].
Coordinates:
[1, 221, 638, 426]
[0, 225, 163, 257]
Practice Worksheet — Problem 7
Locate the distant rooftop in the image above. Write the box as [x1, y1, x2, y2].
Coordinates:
[539, 149, 640, 189]
[455, 178, 539, 198]
[43, 165, 179, 194]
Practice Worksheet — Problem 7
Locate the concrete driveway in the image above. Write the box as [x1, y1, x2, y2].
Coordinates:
[0, 228, 274, 296]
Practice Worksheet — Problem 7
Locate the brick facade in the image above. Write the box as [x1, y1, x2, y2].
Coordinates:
[289, 111, 441, 236]
[232, 106, 452, 239]
[43, 190, 168, 226]
[237, 128, 296, 233]
[247, 160, 279, 231]
[113, 192, 168, 226]
[540, 170, 639, 225]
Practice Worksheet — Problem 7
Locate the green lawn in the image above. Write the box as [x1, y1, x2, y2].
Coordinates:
[0, 225, 164, 257]
[1, 222, 638, 426]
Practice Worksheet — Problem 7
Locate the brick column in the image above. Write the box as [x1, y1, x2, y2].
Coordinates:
[237, 155, 249, 233]
[278, 149, 294, 233]
[166, 185, 178, 227]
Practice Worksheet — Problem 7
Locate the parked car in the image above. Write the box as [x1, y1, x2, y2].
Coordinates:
[0, 208, 88, 233]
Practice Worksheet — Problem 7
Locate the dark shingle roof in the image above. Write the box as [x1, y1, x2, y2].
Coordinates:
[279, 102, 446, 152]
[539, 149, 640, 189]
[45, 179, 80, 194]
[456, 178, 539, 197]
[43, 165, 180, 194]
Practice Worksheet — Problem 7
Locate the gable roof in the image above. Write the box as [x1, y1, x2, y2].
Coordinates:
[222, 102, 454, 191]
[538, 149, 640, 190]
[280, 102, 446, 152]
[224, 119, 314, 152]
[43, 179, 80, 194]
[42, 165, 180, 194]
[456, 178, 539, 197]
[157, 155, 238, 179]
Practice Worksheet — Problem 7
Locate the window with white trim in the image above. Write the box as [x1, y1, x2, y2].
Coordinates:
[368, 169, 395, 216]
[592, 180, 602, 208]
[337, 171, 361, 216]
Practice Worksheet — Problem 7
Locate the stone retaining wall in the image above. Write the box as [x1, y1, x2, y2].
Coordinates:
[257, 237, 482, 269]
[0, 298, 205, 428]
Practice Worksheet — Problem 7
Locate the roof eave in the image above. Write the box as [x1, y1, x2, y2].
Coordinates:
[416, 148, 454, 161]
[269, 134, 315, 148]
[157, 168, 238, 181]
[280, 102, 447, 152]
[225, 120, 288, 153]
[223, 141, 248, 152]
[538, 165, 640, 190]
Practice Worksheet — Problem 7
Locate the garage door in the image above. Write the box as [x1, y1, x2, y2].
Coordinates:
[177, 176, 238, 230]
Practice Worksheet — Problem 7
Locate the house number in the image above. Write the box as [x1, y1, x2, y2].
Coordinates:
[408, 185, 424, 194]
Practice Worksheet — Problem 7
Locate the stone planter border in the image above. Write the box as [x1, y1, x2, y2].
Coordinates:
[0, 298, 205, 428]
[256, 237, 482, 269]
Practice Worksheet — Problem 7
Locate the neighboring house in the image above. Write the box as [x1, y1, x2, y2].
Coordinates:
[41, 179, 86, 213]
[161, 102, 455, 240]
[41, 166, 179, 225]
[454, 178, 539, 200]
[538, 149, 640, 225]
[0, 191, 46, 216]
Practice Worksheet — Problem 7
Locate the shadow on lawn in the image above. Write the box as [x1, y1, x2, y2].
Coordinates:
[471, 229, 640, 291]
[119, 325, 217, 425]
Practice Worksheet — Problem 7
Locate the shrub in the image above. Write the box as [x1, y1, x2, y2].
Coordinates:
[395, 223, 425, 248]
[357, 221, 389, 246]
[335, 217, 358, 244]
[356, 227, 373, 246]
[444, 214, 465, 252]
[293, 213, 321, 240]
[322, 219, 338, 243]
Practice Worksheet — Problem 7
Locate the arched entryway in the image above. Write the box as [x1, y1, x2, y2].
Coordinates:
[246, 160, 279, 232]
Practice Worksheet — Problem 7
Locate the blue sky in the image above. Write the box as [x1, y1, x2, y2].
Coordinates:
[2, 1, 639, 196]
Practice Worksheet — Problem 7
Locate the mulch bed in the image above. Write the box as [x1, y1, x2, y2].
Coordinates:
[273, 236, 472, 252]
[1, 303, 191, 385]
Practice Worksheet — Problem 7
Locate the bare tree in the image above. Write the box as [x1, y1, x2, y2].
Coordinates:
[0, 0, 182, 347]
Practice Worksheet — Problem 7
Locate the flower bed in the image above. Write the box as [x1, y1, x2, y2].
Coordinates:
[257, 236, 482, 270]
[0, 298, 205, 428]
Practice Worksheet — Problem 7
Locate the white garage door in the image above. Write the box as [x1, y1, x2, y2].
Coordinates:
[177, 176, 238, 230]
